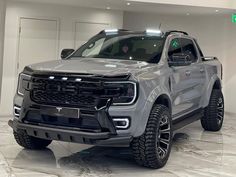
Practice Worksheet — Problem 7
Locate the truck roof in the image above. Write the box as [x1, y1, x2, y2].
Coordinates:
[99, 29, 189, 37]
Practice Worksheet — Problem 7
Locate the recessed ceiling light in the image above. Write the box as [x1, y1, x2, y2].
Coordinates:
[186, 13, 190, 16]
[106, 6, 111, 10]
[215, 9, 219, 12]
[127, 2, 131, 6]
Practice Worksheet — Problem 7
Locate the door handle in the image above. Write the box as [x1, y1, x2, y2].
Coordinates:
[185, 70, 191, 76]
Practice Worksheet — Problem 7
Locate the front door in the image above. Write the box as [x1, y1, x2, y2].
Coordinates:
[168, 38, 199, 117]
[180, 38, 206, 111]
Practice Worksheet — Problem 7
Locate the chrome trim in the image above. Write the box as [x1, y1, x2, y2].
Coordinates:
[95, 99, 112, 111]
[105, 81, 137, 106]
[113, 118, 130, 129]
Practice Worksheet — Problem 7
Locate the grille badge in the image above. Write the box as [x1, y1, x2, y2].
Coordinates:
[56, 107, 63, 113]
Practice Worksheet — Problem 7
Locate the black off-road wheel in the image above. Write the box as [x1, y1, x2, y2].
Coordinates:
[201, 89, 224, 131]
[13, 130, 52, 150]
[131, 104, 173, 169]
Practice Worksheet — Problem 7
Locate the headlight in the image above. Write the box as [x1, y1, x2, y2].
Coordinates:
[104, 81, 137, 105]
[17, 73, 31, 96]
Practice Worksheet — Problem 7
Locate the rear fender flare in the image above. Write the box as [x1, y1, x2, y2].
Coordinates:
[202, 75, 222, 107]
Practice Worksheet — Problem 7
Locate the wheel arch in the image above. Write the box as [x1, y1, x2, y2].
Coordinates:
[154, 94, 172, 114]
[134, 92, 172, 138]
[212, 79, 222, 90]
[203, 76, 222, 108]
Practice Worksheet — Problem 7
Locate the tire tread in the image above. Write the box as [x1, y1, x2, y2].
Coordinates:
[131, 104, 172, 169]
[13, 130, 52, 149]
[201, 89, 224, 131]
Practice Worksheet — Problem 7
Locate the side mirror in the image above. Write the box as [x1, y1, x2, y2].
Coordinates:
[61, 49, 75, 59]
[168, 53, 192, 67]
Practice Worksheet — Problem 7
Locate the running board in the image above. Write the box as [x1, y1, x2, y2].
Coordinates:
[172, 108, 204, 131]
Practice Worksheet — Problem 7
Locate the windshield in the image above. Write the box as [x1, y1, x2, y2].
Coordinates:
[71, 33, 165, 63]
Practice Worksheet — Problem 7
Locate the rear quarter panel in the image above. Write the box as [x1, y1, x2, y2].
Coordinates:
[201, 59, 222, 108]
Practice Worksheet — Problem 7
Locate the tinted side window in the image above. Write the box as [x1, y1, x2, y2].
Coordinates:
[181, 38, 198, 62]
[168, 38, 181, 59]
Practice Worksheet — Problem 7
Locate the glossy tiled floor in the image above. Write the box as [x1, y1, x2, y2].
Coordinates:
[0, 113, 236, 177]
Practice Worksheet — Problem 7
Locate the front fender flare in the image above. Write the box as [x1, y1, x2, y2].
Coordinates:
[133, 85, 172, 137]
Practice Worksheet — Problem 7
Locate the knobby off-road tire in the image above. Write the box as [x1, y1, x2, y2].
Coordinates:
[13, 130, 52, 149]
[131, 104, 173, 169]
[201, 89, 224, 131]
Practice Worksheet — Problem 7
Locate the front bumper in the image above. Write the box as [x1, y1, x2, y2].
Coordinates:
[9, 119, 132, 147]
[11, 89, 134, 147]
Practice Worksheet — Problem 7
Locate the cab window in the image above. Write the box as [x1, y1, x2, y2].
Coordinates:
[180, 38, 198, 62]
[168, 38, 181, 60]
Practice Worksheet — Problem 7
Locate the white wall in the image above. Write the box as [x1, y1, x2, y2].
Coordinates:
[124, 11, 236, 113]
[0, 1, 123, 116]
[0, 0, 6, 102]
[223, 21, 236, 114]
[124, 12, 228, 62]
[130, 0, 236, 9]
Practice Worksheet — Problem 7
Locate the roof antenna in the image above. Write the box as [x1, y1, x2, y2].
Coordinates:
[159, 23, 162, 30]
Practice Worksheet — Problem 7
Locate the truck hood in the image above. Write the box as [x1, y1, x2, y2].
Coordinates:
[28, 58, 156, 76]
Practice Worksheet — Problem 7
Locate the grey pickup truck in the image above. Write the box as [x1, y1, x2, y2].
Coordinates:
[9, 29, 224, 169]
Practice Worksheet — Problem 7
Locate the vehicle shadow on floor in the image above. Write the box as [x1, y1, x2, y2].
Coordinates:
[11, 131, 223, 175]
[57, 133, 191, 169]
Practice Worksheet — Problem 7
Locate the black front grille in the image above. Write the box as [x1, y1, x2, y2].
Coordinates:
[32, 91, 97, 107]
[30, 75, 122, 108]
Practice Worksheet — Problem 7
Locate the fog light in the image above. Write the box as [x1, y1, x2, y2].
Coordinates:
[14, 106, 21, 119]
[113, 118, 130, 129]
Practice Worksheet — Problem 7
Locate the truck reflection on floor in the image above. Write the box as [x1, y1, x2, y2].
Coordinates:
[11, 131, 224, 176]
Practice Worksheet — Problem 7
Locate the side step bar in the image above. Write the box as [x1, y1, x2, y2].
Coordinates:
[172, 108, 204, 131]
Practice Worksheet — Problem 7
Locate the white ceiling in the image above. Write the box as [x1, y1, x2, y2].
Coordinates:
[13, 0, 235, 15]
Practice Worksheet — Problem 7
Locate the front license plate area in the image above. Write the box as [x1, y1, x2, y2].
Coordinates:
[41, 107, 80, 118]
